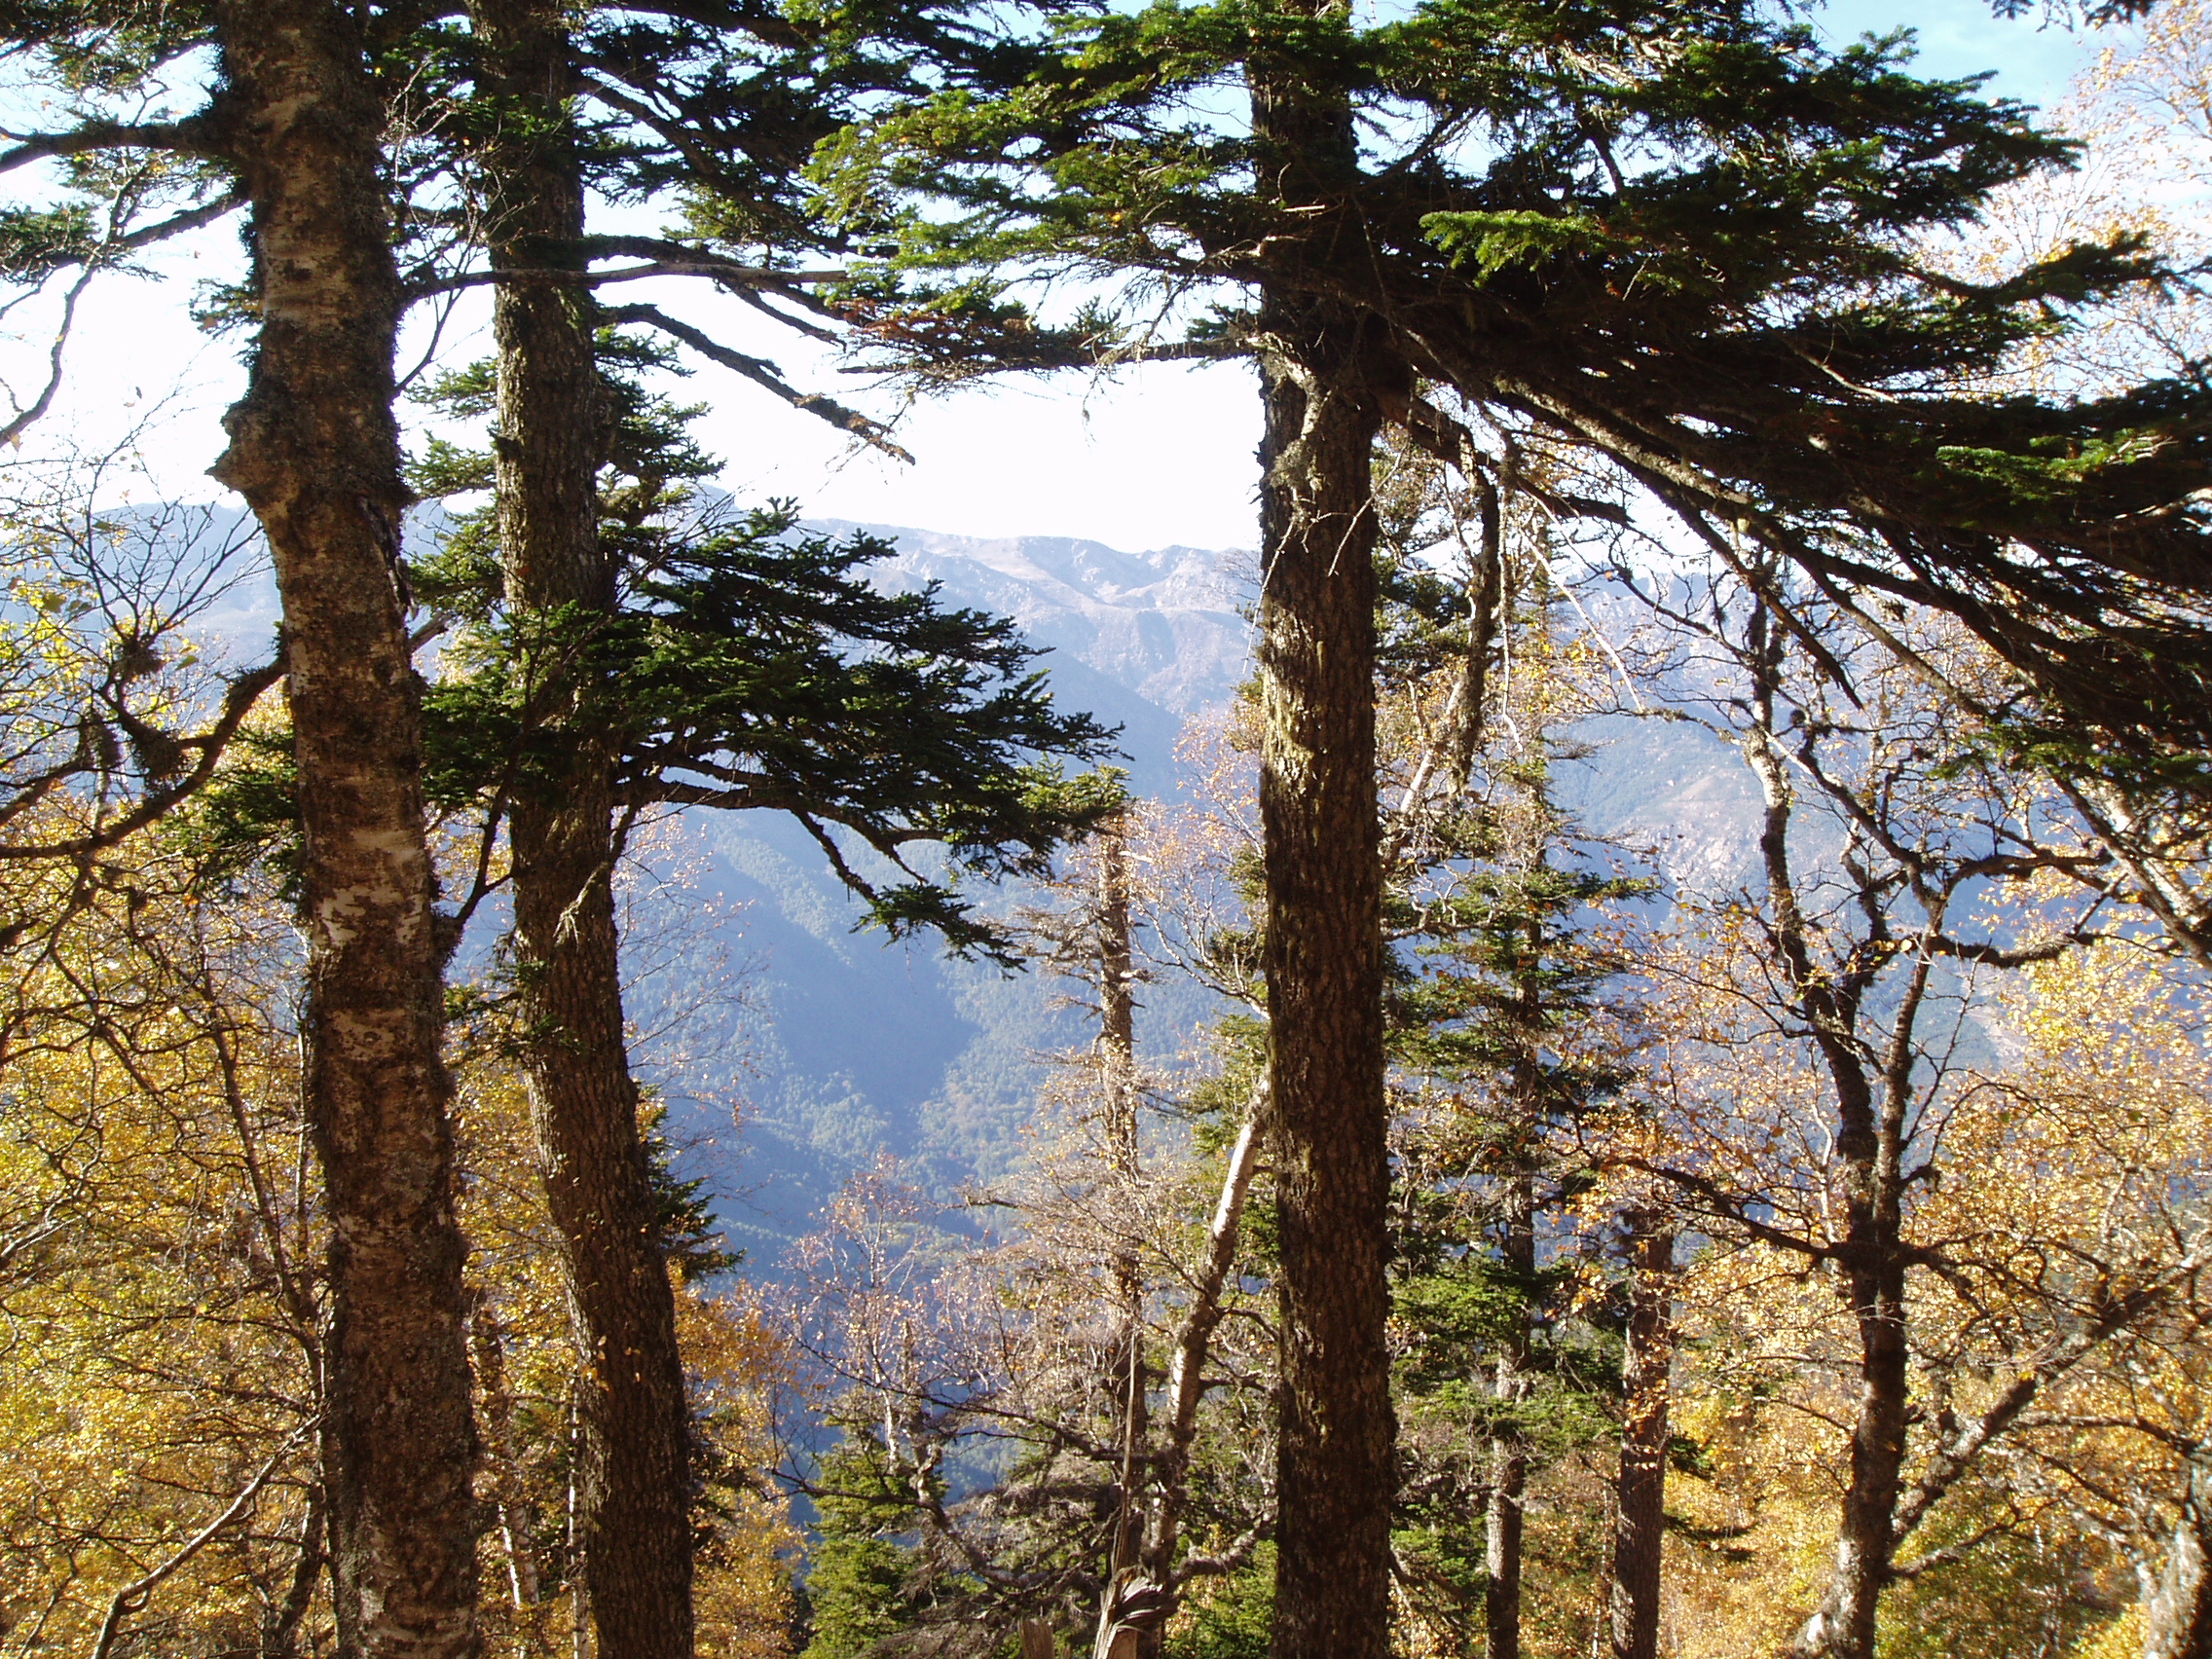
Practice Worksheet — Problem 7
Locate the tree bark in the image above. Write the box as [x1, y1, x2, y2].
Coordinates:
[1788, 1258, 1909, 1659]
[470, 1, 696, 1653]
[205, 3, 482, 1654]
[1249, 31, 1395, 1635]
[262, 1482, 324, 1659]
[1608, 1221, 1675, 1659]
[1148, 1085, 1266, 1580]
[1098, 819, 1141, 1414]
[2145, 1461, 2212, 1659]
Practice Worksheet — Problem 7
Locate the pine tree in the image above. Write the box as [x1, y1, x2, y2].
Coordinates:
[403, 9, 1124, 1638]
[800, 1434, 939, 1659]
[408, 341, 1115, 1652]
[1380, 513, 1644, 1659]
[806, 7, 2212, 1647]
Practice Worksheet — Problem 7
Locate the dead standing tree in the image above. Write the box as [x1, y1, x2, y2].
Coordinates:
[1020, 810, 1274, 1659]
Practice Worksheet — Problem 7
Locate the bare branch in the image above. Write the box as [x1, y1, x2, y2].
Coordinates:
[0, 649, 287, 864]
[0, 116, 220, 172]
[88, 1420, 314, 1659]
[0, 268, 91, 449]
[600, 301, 913, 461]
[1891, 1228, 2212, 1551]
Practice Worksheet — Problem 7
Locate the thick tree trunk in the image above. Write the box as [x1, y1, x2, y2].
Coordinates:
[1256, 320, 1393, 1659]
[1608, 1221, 1676, 1659]
[1247, 42, 1395, 1620]
[1785, 966, 1910, 1659]
[2144, 1462, 2212, 1659]
[1486, 1171, 1534, 1659]
[471, 3, 695, 1653]
[1788, 1260, 1909, 1659]
[206, 3, 481, 1654]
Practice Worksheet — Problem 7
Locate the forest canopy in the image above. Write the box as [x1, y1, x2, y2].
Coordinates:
[0, 0, 2207, 1656]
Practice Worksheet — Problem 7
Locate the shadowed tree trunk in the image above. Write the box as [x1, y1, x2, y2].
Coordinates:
[470, 1, 694, 1652]
[1787, 1145, 1910, 1659]
[205, 1, 481, 1652]
[1485, 1167, 1533, 1659]
[1609, 1218, 1676, 1659]
[1092, 818, 1160, 1659]
[1484, 909, 1550, 1659]
[1250, 24, 1396, 1642]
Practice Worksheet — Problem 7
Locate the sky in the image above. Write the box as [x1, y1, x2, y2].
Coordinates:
[0, 0, 2121, 557]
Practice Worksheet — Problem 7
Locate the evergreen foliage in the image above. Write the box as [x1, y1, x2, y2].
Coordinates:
[188, 340, 1122, 959]
[799, 1435, 937, 1659]
[1372, 485, 1652, 1650]
[811, 0, 2212, 804]
[419, 338, 1120, 958]
[7, 1, 2212, 1655]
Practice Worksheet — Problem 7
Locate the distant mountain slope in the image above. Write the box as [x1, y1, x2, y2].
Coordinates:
[688, 529, 1778, 1259]
[812, 519, 1255, 717]
[166, 507, 1761, 1257]
[673, 527, 1255, 1254]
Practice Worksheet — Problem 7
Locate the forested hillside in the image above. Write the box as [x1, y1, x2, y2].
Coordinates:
[2, 0, 2210, 1655]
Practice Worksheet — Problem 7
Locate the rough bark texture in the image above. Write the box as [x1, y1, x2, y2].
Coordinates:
[1608, 1222, 1676, 1659]
[205, 2, 482, 1653]
[472, 1, 696, 1652]
[1255, 327, 1392, 1659]
[2145, 1464, 2212, 1659]
[1251, 32, 1395, 1639]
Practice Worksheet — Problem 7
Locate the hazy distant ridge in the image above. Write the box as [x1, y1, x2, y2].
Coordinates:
[810, 520, 1253, 715]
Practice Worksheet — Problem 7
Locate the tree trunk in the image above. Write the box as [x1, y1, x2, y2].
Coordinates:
[205, 3, 482, 1654]
[2144, 1461, 2212, 1659]
[469, 1292, 544, 1618]
[1608, 1221, 1675, 1659]
[1486, 1169, 1534, 1659]
[1783, 957, 1910, 1659]
[1248, 34, 1395, 1628]
[471, 2, 696, 1653]
[1098, 817, 1141, 1425]
[1788, 1253, 1909, 1659]
[1094, 820, 1158, 1657]
[1741, 604, 1909, 1659]
[1147, 1088, 1266, 1581]
[262, 1482, 324, 1659]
